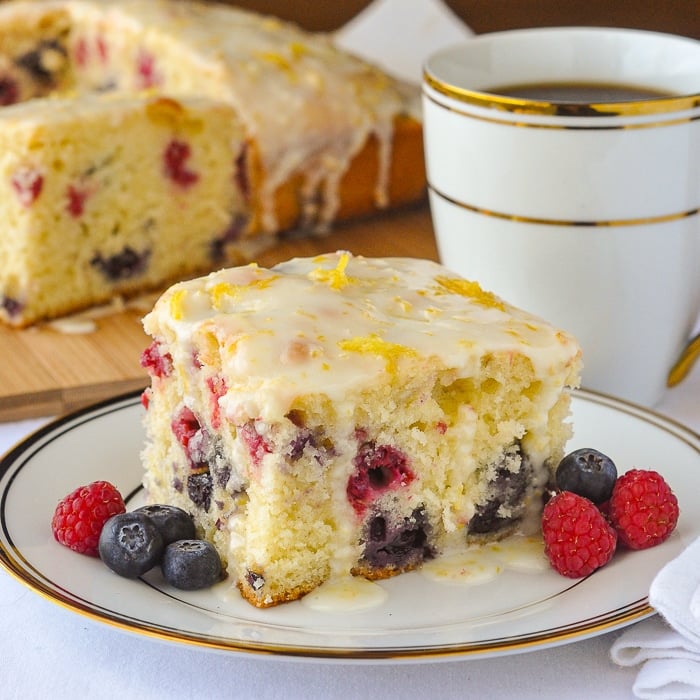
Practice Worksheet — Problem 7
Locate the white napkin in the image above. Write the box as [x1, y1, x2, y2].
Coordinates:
[334, 0, 473, 85]
[611, 536, 700, 699]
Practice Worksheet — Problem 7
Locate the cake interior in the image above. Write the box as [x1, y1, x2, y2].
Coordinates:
[0, 94, 253, 325]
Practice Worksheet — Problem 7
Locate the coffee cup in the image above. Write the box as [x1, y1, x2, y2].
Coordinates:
[422, 27, 700, 407]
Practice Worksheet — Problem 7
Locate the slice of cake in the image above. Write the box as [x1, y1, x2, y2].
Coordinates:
[0, 93, 255, 326]
[0, 0, 425, 326]
[140, 252, 582, 607]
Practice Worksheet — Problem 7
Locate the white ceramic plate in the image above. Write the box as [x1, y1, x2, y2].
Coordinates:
[1, 389, 698, 662]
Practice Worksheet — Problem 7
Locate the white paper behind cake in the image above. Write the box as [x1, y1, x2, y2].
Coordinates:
[334, 0, 472, 84]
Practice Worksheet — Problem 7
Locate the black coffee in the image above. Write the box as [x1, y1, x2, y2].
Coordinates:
[488, 81, 672, 102]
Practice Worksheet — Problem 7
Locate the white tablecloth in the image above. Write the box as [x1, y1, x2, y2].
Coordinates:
[1, 1, 696, 693]
[1, 358, 698, 700]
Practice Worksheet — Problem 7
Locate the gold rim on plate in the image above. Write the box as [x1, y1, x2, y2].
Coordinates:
[1, 390, 699, 661]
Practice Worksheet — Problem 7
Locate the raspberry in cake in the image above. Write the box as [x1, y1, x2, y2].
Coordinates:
[140, 252, 582, 607]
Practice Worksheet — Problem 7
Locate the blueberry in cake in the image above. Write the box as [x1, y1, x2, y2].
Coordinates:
[0, 0, 425, 326]
[140, 252, 582, 607]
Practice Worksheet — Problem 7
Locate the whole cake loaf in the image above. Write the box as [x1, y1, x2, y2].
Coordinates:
[0, 0, 425, 326]
[140, 252, 582, 607]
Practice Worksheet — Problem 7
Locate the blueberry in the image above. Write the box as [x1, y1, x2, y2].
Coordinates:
[468, 443, 530, 535]
[209, 215, 247, 263]
[161, 540, 222, 590]
[0, 76, 19, 106]
[361, 508, 433, 571]
[245, 569, 265, 592]
[187, 472, 213, 511]
[90, 245, 150, 281]
[133, 504, 195, 545]
[555, 448, 617, 504]
[1, 295, 23, 317]
[98, 512, 164, 578]
[16, 39, 67, 85]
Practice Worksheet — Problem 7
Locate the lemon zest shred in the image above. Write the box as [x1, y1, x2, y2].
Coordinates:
[309, 252, 356, 290]
[169, 289, 186, 320]
[208, 275, 278, 309]
[434, 276, 505, 311]
[289, 41, 309, 59]
[338, 333, 418, 374]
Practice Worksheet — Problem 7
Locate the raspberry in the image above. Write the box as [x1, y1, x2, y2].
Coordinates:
[608, 469, 679, 550]
[171, 405, 201, 452]
[206, 374, 227, 430]
[347, 441, 414, 515]
[74, 36, 89, 67]
[140, 340, 173, 379]
[51, 481, 126, 556]
[95, 34, 109, 63]
[136, 48, 161, 89]
[541, 491, 617, 578]
[12, 166, 44, 207]
[66, 183, 90, 218]
[163, 139, 199, 188]
[239, 421, 272, 468]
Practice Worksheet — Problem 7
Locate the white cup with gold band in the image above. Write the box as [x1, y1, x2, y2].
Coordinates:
[422, 27, 700, 407]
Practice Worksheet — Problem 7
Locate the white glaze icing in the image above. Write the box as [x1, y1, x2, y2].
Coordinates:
[144, 252, 581, 423]
[301, 576, 388, 613]
[422, 535, 549, 585]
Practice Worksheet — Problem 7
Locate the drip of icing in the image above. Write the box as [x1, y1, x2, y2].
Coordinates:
[301, 575, 388, 612]
[47, 317, 98, 334]
[422, 536, 548, 585]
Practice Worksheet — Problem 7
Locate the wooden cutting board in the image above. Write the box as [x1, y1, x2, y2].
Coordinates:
[0, 206, 438, 422]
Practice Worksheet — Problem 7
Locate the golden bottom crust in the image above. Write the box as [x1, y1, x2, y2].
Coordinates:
[271, 115, 426, 232]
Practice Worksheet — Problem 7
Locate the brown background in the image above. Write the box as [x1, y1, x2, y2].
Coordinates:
[224, 1, 700, 39]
